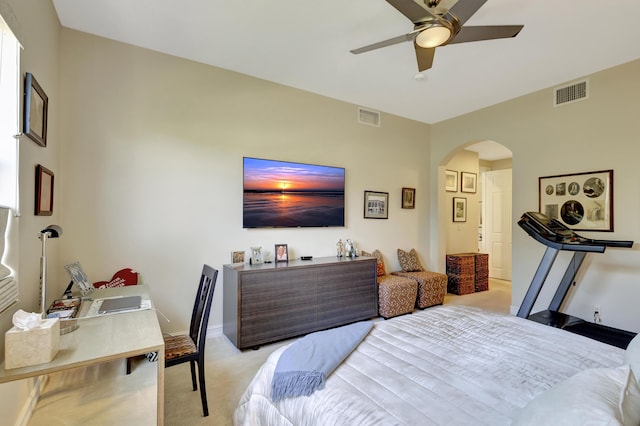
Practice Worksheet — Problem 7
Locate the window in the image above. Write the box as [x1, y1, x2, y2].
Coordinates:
[0, 13, 20, 313]
[0, 14, 19, 211]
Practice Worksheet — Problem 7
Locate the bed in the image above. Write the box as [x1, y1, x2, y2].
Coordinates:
[234, 305, 640, 425]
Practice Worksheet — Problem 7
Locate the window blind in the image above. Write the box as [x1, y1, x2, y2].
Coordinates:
[0, 14, 20, 212]
[0, 207, 17, 313]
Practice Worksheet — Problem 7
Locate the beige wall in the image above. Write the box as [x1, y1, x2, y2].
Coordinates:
[445, 150, 480, 254]
[431, 58, 640, 332]
[57, 29, 432, 335]
[0, 0, 61, 424]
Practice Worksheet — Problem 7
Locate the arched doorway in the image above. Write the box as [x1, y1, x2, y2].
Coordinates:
[437, 140, 512, 281]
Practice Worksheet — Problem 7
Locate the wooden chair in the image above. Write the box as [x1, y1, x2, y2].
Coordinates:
[127, 264, 218, 417]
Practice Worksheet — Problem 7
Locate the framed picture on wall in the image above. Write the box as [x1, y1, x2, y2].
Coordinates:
[401, 187, 415, 209]
[23, 73, 49, 147]
[461, 172, 477, 193]
[539, 169, 613, 231]
[35, 164, 54, 216]
[445, 170, 458, 192]
[453, 197, 467, 222]
[364, 191, 388, 219]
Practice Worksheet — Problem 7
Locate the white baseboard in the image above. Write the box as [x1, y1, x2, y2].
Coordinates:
[207, 324, 223, 338]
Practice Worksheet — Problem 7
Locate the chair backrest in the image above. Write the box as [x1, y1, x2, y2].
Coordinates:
[189, 264, 218, 352]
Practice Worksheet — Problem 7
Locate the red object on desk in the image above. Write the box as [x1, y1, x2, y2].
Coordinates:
[93, 268, 139, 289]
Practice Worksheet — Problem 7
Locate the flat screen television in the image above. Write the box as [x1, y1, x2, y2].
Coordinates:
[243, 157, 345, 228]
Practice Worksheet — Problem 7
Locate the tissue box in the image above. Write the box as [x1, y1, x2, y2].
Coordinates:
[5, 318, 60, 369]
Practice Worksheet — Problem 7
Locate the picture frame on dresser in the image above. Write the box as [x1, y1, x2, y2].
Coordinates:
[275, 244, 288, 262]
[24, 72, 48, 147]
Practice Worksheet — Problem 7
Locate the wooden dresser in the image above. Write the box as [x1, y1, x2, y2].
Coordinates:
[223, 256, 377, 349]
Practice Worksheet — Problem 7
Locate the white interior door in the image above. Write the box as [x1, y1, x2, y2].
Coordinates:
[484, 169, 512, 280]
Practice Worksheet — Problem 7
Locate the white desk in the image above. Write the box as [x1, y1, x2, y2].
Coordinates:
[0, 285, 165, 425]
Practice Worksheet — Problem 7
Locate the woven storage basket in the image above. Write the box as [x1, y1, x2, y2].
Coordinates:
[446, 254, 475, 276]
[447, 273, 475, 295]
[474, 253, 489, 292]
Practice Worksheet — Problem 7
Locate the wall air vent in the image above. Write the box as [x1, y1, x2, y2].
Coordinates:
[554, 79, 589, 107]
[357, 107, 381, 127]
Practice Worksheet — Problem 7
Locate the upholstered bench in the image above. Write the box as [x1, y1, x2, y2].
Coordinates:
[377, 274, 418, 319]
[362, 249, 418, 319]
[391, 270, 447, 309]
[393, 248, 447, 309]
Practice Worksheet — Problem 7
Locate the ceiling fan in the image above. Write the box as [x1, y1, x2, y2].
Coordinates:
[350, 0, 523, 72]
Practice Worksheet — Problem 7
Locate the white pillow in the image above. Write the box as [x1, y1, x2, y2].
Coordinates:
[624, 333, 640, 381]
[512, 365, 640, 426]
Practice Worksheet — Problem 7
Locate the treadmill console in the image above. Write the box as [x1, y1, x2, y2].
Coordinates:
[518, 212, 633, 252]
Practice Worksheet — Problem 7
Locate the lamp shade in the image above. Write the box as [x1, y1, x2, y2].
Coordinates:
[41, 225, 62, 238]
[416, 24, 451, 48]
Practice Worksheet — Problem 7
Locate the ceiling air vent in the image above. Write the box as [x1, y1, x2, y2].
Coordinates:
[357, 107, 380, 127]
[554, 79, 589, 107]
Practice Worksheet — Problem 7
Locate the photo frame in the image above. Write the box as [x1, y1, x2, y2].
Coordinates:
[401, 187, 415, 209]
[275, 244, 289, 262]
[539, 169, 613, 231]
[453, 197, 467, 222]
[35, 164, 54, 216]
[250, 246, 263, 264]
[445, 170, 458, 192]
[231, 251, 245, 264]
[461, 172, 477, 193]
[364, 190, 388, 219]
[23, 72, 48, 147]
[64, 262, 94, 296]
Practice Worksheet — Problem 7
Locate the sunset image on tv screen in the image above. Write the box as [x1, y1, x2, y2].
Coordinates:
[243, 157, 345, 228]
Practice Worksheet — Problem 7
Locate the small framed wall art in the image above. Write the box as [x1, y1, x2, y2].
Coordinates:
[35, 164, 54, 216]
[453, 197, 467, 222]
[539, 169, 613, 231]
[401, 187, 415, 209]
[275, 244, 288, 262]
[461, 172, 477, 193]
[24, 73, 49, 147]
[364, 191, 388, 219]
[445, 170, 458, 192]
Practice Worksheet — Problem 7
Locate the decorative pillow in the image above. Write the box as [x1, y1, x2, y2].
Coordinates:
[397, 248, 424, 272]
[362, 250, 386, 277]
[624, 333, 640, 381]
[512, 365, 640, 426]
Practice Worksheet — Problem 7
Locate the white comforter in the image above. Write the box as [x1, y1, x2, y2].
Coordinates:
[234, 306, 624, 425]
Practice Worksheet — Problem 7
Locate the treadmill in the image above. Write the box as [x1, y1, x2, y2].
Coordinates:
[517, 211, 636, 349]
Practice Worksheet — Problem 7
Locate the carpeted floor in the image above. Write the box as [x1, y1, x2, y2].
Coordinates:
[29, 278, 511, 426]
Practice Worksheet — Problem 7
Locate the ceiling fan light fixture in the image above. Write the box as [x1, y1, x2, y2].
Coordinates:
[415, 24, 451, 48]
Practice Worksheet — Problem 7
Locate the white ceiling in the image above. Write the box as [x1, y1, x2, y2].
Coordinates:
[52, 0, 640, 128]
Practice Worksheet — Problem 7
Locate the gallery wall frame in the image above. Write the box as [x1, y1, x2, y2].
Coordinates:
[35, 164, 54, 216]
[461, 172, 477, 193]
[364, 190, 388, 219]
[23, 72, 48, 147]
[539, 169, 614, 231]
[453, 197, 467, 222]
[445, 170, 458, 192]
[401, 187, 415, 209]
